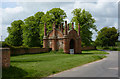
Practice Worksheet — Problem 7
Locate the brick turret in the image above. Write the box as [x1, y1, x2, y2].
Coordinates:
[64, 21, 67, 35]
[78, 23, 82, 53]
[72, 22, 74, 30]
[61, 23, 64, 34]
[52, 22, 57, 51]
[43, 23, 48, 48]
[67, 24, 69, 31]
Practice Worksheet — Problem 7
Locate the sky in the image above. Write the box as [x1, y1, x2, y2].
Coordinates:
[0, 0, 119, 41]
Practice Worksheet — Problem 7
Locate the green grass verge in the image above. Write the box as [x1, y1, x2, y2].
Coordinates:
[96, 41, 120, 51]
[96, 46, 120, 51]
[3, 50, 108, 78]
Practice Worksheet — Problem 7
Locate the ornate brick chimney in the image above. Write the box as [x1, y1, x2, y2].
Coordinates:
[67, 24, 69, 31]
[52, 22, 57, 51]
[78, 23, 80, 36]
[64, 21, 67, 35]
[72, 22, 74, 30]
[43, 23, 48, 48]
[44, 23, 47, 36]
[78, 23, 82, 53]
[61, 23, 64, 34]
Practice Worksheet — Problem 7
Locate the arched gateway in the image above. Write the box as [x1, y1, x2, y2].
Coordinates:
[43, 21, 82, 54]
[69, 39, 75, 54]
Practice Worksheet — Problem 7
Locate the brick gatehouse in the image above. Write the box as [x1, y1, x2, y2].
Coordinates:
[43, 21, 82, 54]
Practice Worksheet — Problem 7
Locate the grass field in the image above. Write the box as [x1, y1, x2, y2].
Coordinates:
[3, 50, 108, 78]
[96, 46, 120, 51]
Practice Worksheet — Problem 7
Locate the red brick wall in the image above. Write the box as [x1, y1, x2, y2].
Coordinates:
[1, 48, 51, 67]
[1, 48, 10, 68]
[27, 48, 51, 54]
[10, 48, 51, 55]
[10, 48, 26, 55]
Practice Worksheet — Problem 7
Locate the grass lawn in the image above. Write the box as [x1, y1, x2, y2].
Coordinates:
[96, 46, 120, 51]
[3, 50, 108, 78]
[96, 41, 120, 51]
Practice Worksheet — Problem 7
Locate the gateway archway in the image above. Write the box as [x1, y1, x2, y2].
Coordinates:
[69, 39, 75, 54]
[43, 21, 82, 54]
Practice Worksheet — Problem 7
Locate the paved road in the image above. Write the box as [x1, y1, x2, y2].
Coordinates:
[50, 51, 118, 77]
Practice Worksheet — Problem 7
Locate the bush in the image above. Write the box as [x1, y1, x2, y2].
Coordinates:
[109, 47, 117, 50]
[97, 46, 119, 51]
[103, 47, 109, 50]
[49, 49, 64, 54]
[0, 41, 11, 47]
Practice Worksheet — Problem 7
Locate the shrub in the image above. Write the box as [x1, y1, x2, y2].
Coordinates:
[1, 41, 11, 47]
[109, 47, 117, 50]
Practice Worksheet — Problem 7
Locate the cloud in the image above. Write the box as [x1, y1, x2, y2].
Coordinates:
[4, 6, 23, 14]
[1, 6, 24, 25]
[0, 24, 10, 41]
[1, 1, 119, 41]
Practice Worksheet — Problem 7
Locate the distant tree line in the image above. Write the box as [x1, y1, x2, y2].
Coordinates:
[5, 8, 105, 47]
[95, 27, 119, 47]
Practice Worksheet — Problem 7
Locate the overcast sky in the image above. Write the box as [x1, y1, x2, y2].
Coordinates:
[0, 0, 119, 41]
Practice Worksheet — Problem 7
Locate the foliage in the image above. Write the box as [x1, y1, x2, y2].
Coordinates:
[5, 20, 24, 46]
[5, 8, 67, 47]
[3, 50, 106, 77]
[22, 12, 44, 47]
[22, 16, 39, 47]
[40, 8, 67, 45]
[96, 46, 119, 51]
[41, 13, 55, 34]
[95, 27, 118, 47]
[5, 8, 98, 47]
[71, 8, 97, 46]
[68, 23, 72, 30]
[35, 12, 45, 46]
[41, 8, 67, 33]
[46, 8, 67, 28]
[0, 41, 10, 47]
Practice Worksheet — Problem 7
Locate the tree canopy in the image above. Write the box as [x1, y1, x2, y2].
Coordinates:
[5, 8, 67, 47]
[71, 8, 97, 46]
[46, 8, 67, 28]
[5, 8, 100, 47]
[95, 27, 118, 46]
[5, 20, 24, 46]
[22, 11, 45, 47]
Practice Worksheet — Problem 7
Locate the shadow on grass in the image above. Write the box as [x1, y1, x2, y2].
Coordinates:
[2, 66, 28, 78]
[11, 52, 49, 57]
[81, 53, 94, 55]
[11, 60, 44, 63]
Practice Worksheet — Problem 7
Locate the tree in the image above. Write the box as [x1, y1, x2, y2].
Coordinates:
[46, 8, 67, 28]
[22, 12, 44, 47]
[5, 20, 24, 46]
[34, 12, 45, 46]
[95, 27, 119, 47]
[5, 8, 67, 47]
[71, 8, 97, 46]
[41, 13, 55, 33]
[39, 8, 67, 46]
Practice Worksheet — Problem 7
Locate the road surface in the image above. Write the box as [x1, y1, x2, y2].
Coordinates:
[50, 51, 118, 77]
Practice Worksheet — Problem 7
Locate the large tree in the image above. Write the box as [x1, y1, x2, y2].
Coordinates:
[71, 8, 97, 46]
[5, 20, 24, 46]
[46, 8, 67, 28]
[95, 27, 118, 47]
[5, 8, 67, 47]
[41, 13, 55, 34]
[34, 12, 45, 46]
[22, 12, 44, 47]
